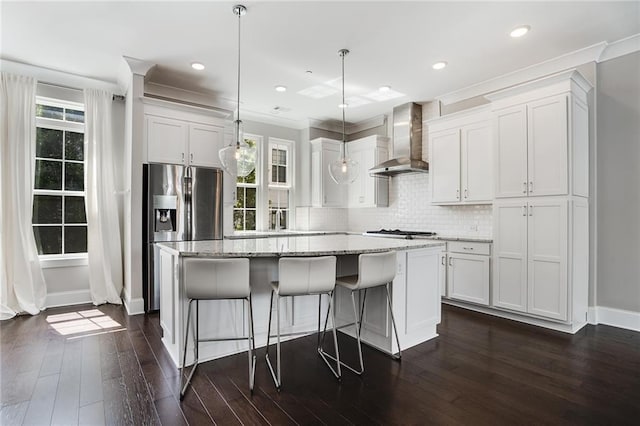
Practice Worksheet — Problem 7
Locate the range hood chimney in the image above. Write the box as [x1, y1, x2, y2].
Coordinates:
[370, 102, 437, 176]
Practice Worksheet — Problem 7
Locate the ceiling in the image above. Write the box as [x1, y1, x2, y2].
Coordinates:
[2, 1, 639, 124]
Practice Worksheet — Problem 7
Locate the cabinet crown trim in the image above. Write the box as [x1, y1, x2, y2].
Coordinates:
[485, 69, 592, 102]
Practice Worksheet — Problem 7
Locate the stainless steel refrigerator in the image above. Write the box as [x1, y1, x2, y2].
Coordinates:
[142, 163, 223, 312]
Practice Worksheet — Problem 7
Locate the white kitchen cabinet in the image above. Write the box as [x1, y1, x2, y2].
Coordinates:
[428, 106, 493, 205]
[311, 138, 346, 207]
[441, 241, 491, 306]
[347, 135, 389, 208]
[490, 71, 590, 199]
[144, 98, 227, 168]
[493, 197, 570, 321]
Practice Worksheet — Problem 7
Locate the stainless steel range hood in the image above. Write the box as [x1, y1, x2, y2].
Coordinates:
[370, 102, 432, 176]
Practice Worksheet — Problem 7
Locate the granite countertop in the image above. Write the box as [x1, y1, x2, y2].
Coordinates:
[224, 230, 347, 240]
[420, 235, 493, 243]
[157, 234, 445, 258]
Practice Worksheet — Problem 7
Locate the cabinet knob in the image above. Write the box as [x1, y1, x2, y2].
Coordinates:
[523, 182, 527, 194]
[529, 181, 533, 193]
[464, 189, 469, 199]
[456, 189, 460, 200]
[522, 205, 527, 216]
[529, 205, 533, 216]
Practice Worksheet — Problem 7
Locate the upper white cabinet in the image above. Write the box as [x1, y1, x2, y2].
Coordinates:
[489, 71, 590, 199]
[144, 99, 226, 168]
[347, 135, 389, 208]
[428, 106, 493, 205]
[311, 138, 346, 207]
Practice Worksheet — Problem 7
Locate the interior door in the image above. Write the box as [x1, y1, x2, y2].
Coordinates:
[527, 198, 568, 321]
[493, 200, 528, 312]
[494, 105, 528, 198]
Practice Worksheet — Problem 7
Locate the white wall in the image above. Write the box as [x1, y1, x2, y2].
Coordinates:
[596, 51, 640, 313]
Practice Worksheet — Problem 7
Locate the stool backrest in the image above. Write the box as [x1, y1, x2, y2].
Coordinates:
[278, 256, 337, 296]
[357, 251, 397, 289]
[183, 257, 250, 300]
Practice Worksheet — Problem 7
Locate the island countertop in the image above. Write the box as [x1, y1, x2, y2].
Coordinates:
[156, 234, 445, 257]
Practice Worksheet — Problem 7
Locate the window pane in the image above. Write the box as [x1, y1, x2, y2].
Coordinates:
[64, 226, 87, 253]
[65, 131, 84, 161]
[33, 195, 62, 224]
[245, 210, 256, 231]
[233, 210, 244, 231]
[35, 160, 62, 190]
[235, 187, 245, 209]
[65, 196, 86, 223]
[33, 226, 62, 255]
[278, 166, 287, 183]
[65, 109, 84, 123]
[237, 167, 256, 185]
[36, 128, 63, 159]
[36, 104, 63, 120]
[65, 162, 84, 191]
[271, 166, 278, 183]
[269, 189, 289, 208]
[245, 187, 256, 208]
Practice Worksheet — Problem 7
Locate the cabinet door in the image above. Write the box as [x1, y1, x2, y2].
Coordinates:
[527, 95, 568, 196]
[430, 129, 461, 203]
[188, 123, 224, 168]
[322, 145, 346, 207]
[347, 148, 364, 207]
[493, 200, 528, 312]
[447, 254, 490, 305]
[159, 248, 175, 344]
[494, 105, 528, 198]
[527, 198, 568, 321]
[147, 115, 188, 164]
[461, 121, 493, 202]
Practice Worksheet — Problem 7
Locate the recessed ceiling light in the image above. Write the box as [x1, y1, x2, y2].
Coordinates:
[379, 85, 391, 92]
[432, 61, 447, 70]
[191, 62, 205, 71]
[275, 85, 287, 92]
[510, 25, 530, 38]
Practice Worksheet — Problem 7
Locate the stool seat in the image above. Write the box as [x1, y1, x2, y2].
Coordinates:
[180, 257, 256, 400]
[334, 275, 358, 289]
[266, 256, 341, 390]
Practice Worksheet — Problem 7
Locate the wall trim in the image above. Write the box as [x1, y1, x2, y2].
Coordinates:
[599, 33, 640, 63]
[592, 306, 640, 332]
[46, 290, 92, 309]
[123, 297, 145, 316]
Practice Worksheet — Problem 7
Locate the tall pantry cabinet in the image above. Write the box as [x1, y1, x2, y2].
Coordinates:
[487, 70, 591, 332]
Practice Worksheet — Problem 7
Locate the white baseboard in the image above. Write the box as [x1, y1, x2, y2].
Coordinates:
[123, 297, 145, 316]
[588, 307, 598, 325]
[46, 290, 92, 308]
[593, 306, 640, 332]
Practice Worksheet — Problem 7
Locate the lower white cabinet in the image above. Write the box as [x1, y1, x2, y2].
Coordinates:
[493, 197, 587, 323]
[441, 241, 491, 306]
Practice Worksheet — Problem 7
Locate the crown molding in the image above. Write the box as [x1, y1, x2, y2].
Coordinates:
[241, 109, 309, 130]
[599, 33, 640, 63]
[436, 42, 606, 106]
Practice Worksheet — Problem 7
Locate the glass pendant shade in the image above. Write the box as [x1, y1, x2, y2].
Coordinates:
[328, 155, 359, 184]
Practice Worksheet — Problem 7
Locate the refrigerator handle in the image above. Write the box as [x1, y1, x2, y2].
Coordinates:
[184, 175, 192, 240]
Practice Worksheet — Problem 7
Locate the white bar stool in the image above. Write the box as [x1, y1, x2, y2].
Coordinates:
[180, 257, 256, 400]
[265, 256, 341, 390]
[330, 251, 401, 375]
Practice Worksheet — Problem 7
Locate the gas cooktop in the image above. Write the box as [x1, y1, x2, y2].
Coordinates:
[363, 229, 437, 239]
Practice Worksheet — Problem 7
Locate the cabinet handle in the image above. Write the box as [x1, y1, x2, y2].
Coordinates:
[464, 189, 468, 199]
[462, 247, 474, 251]
[523, 182, 527, 194]
[456, 189, 460, 200]
[441, 256, 446, 266]
[522, 205, 527, 216]
[182, 152, 185, 163]
[190, 153, 194, 162]
[529, 205, 533, 216]
[529, 181, 533, 193]
[448, 257, 453, 266]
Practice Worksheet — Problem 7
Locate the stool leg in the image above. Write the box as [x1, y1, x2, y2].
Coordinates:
[385, 283, 402, 360]
[180, 299, 197, 400]
[317, 292, 342, 380]
[247, 295, 256, 391]
[276, 294, 281, 386]
[350, 290, 365, 374]
[359, 289, 367, 334]
[265, 290, 281, 389]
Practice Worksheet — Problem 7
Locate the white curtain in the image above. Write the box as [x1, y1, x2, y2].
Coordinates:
[84, 89, 123, 305]
[0, 73, 47, 320]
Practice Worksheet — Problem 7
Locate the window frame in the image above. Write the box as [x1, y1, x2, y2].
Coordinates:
[33, 96, 87, 261]
[266, 138, 294, 231]
[234, 134, 262, 232]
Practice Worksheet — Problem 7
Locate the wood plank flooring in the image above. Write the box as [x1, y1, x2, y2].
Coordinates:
[1, 303, 638, 425]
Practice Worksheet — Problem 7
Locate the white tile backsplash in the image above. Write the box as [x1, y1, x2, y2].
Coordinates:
[297, 173, 492, 238]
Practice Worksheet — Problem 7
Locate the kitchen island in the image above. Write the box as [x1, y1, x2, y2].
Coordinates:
[155, 234, 445, 367]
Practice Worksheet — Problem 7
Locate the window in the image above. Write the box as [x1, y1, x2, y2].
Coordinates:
[32, 98, 87, 256]
[268, 140, 292, 230]
[234, 136, 260, 231]
[233, 135, 295, 232]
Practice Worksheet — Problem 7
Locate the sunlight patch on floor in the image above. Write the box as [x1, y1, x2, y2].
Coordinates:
[46, 309, 124, 336]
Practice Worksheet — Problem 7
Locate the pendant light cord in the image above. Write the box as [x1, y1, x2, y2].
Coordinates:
[235, 5, 243, 148]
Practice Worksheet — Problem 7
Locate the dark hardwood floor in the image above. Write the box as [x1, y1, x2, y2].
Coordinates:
[1, 303, 639, 425]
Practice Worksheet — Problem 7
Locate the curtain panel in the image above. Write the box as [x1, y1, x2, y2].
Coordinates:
[84, 89, 123, 305]
[0, 73, 47, 319]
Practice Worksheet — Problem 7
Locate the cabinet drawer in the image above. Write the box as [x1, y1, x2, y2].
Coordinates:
[448, 241, 491, 256]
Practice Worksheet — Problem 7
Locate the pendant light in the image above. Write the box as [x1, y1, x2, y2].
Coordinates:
[328, 49, 359, 185]
[219, 4, 256, 177]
